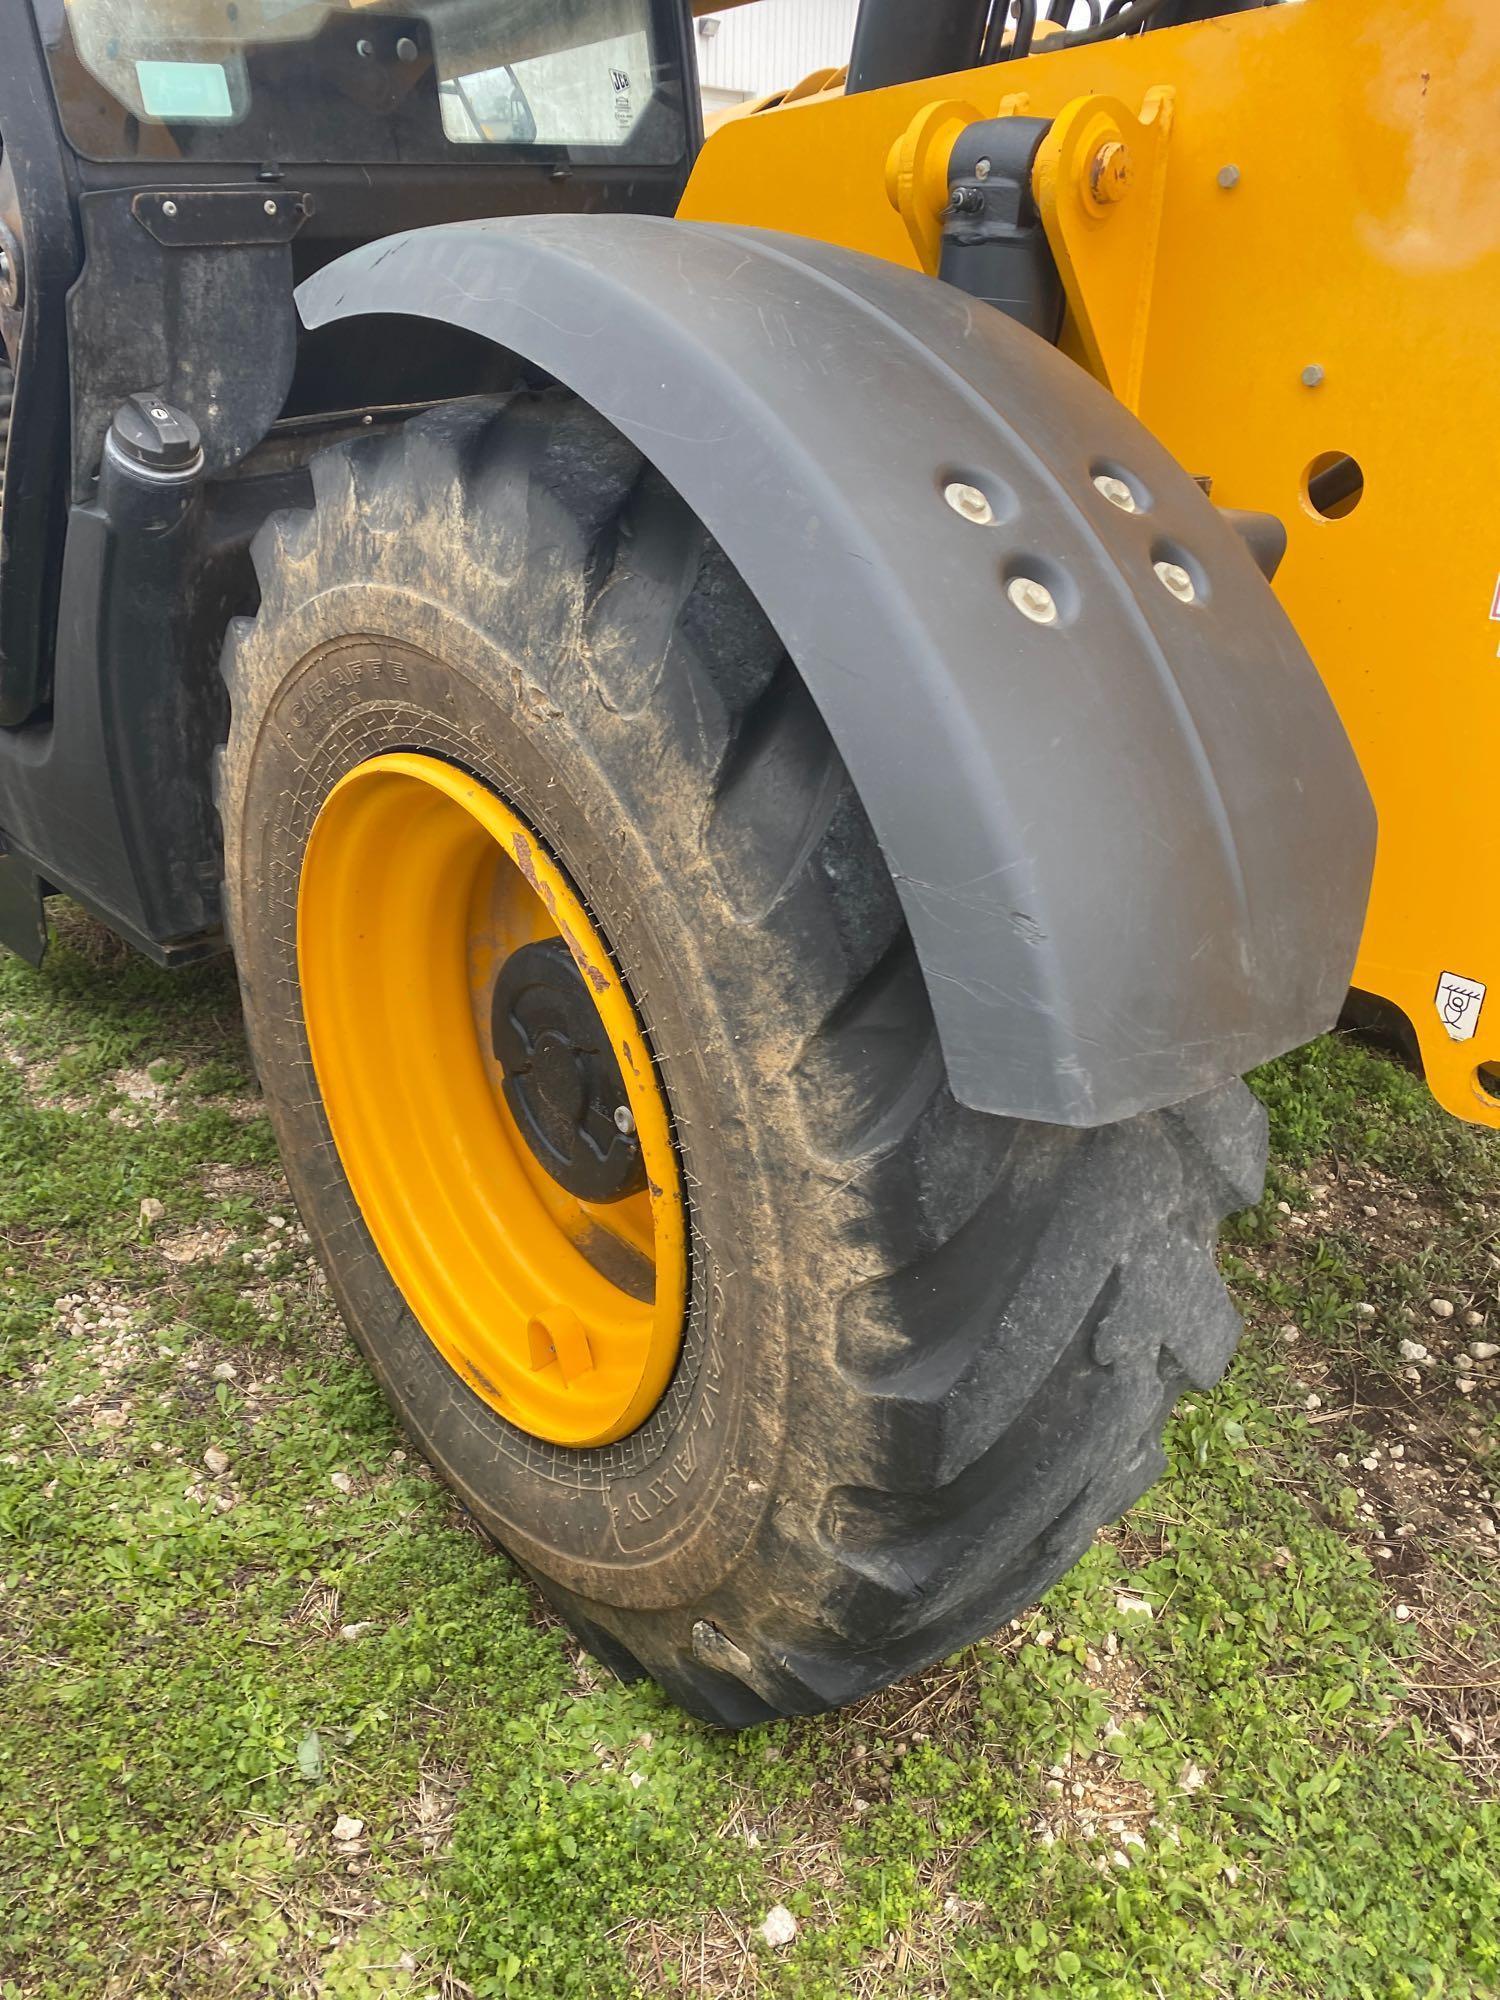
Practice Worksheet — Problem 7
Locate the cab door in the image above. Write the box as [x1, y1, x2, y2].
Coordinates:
[0, 10, 79, 727]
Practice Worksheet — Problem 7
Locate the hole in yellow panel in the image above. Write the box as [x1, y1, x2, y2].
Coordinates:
[1302, 452, 1364, 520]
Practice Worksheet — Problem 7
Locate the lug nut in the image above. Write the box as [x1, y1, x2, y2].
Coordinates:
[1007, 575, 1059, 625]
[944, 481, 994, 526]
[0, 236, 22, 313]
[614, 1104, 636, 1136]
[1154, 559, 1196, 603]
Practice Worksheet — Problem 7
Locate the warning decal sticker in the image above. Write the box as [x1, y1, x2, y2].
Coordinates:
[1435, 971, 1486, 1043]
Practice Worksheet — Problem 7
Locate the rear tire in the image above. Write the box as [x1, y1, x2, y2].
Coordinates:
[218, 393, 1266, 1725]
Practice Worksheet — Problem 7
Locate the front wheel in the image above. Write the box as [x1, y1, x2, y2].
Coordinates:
[218, 394, 1267, 1724]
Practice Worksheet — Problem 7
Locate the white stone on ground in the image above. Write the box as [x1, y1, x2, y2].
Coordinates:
[759, 1905, 798, 1948]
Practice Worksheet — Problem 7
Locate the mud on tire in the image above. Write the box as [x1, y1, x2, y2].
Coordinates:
[218, 393, 1267, 1725]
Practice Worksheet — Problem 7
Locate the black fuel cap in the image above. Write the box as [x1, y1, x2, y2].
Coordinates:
[109, 393, 202, 472]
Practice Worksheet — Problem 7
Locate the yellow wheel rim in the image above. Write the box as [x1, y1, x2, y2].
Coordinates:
[297, 752, 687, 1448]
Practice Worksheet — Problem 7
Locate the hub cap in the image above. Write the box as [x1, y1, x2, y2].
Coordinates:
[297, 752, 687, 1447]
[491, 938, 648, 1204]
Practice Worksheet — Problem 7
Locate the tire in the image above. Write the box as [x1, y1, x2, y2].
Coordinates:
[0, 357, 11, 516]
[218, 392, 1267, 1726]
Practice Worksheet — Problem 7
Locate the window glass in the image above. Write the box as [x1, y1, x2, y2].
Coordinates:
[693, 0, 857, 117]
[37, 0, 683, 164]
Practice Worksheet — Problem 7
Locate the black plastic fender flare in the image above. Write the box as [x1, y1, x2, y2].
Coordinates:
[298, 215, 1374, 1126]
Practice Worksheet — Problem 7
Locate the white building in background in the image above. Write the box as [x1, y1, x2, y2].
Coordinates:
[693, 0, 862, 114]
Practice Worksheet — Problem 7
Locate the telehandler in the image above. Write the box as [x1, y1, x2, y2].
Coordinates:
[0, 0, 1489, 1723]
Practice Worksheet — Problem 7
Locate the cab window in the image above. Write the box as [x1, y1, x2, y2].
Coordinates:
[35, 0, 686, 164]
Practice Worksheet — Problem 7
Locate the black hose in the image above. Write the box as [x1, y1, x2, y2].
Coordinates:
[982, 0, 1051, 60]
[1006, 0, 1038, 59]
[1038, 0, 1173, 46]
[983, 0, 1164, 59]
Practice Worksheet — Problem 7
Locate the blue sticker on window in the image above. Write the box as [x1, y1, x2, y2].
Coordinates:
[135, 59, 234, 121]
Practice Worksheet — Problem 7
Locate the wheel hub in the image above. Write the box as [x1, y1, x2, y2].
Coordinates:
[492, 938, 647, 1203]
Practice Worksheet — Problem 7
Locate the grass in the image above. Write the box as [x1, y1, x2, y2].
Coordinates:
[0, 907, 1496, 1999]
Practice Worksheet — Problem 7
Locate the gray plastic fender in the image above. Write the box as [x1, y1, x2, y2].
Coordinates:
[298, 215, 1375, 1127]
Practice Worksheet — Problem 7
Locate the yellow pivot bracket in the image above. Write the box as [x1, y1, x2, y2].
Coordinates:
[884, 85, 1172, 416]
[1032, 87, 1174, 412]
[884, 98, 984, 274]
